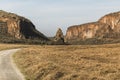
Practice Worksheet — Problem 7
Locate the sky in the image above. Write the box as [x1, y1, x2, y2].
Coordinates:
[0, 0, 120, 37]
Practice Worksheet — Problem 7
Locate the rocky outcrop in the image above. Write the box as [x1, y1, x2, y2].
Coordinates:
[0, 10, 48, 40]
[99, 12, 120, 32]
[66, 22, 112, 40]
[98, 12, 120, 38]
[54, 28, 64, 41]
[65, 11, 120, 41]
[54, 28, 65, 44]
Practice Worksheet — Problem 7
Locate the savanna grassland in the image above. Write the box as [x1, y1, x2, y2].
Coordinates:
[13, 44, 120, 80]
[0, 43, 27, 50]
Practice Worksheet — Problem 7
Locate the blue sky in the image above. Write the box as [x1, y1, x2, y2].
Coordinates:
[0, 0, 120, 36]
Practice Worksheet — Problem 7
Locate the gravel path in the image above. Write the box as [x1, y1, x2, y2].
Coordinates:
[0, 49, 25, 80]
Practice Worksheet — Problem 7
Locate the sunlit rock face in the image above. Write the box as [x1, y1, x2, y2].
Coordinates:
[0, 10, 48, 40]
[99, 11, 120, 33]
[0, 22, 7, 35]
[65, 22, 111, 40]
[54, 28, 64, 41]
[65, 11, 120, 41]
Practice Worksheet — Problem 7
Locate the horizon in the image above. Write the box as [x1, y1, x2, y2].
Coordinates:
[0, 0, 120, 37]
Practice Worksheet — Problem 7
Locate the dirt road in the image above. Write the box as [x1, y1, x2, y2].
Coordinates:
[0, 49, 25, 80]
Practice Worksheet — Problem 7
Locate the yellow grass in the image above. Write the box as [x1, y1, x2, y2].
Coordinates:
[0, 43, 27, 50]
[13, 44, 120, 80]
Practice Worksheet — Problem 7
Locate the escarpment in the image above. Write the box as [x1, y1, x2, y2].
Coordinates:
[0, 10, 48, 40]
[66, 11, 120, 42]
[66, 22, 112, 41]
[99, 12, 120, 34]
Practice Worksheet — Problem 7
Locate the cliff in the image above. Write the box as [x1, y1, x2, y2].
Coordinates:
[99, 12, 120, 34]
[0, 10, 48, 40]
[66, 11, 120, 42]
[66, 22, 112, 41]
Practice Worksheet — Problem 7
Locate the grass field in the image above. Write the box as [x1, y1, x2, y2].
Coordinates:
[13, 44, 120, 80]
[0, 43, 27, 50]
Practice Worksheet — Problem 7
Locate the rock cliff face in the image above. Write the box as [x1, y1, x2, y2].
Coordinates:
[66, 22, 112, 40]
[66, 11, 120, 41]
[0, 10, 48, 40]
[99, 12, 120, 33]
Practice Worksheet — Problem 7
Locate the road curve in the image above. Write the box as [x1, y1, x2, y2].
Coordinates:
[0, 49, 25, 80]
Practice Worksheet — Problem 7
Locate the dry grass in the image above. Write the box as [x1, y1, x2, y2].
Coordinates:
[0, 43, 28, 50]
[13, 44, 120, 80]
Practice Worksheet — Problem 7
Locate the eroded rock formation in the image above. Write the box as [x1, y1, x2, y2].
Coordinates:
[54, 28, 64, 40]
[99, 12, 120, 31]
[98, 12, 120, 38]
[66, 11, 120, 41]
[0, 10, 48, 40]
[54, 28, 65, 44]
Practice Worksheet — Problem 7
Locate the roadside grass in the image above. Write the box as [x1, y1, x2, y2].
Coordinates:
[0, 44, 28, 50]
[13, 43, 120, 80]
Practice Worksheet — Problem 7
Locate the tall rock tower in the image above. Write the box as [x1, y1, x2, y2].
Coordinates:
[54, 28, 65, 44]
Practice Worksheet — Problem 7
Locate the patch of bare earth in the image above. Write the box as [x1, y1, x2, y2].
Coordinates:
[13, 44, 120, 80]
